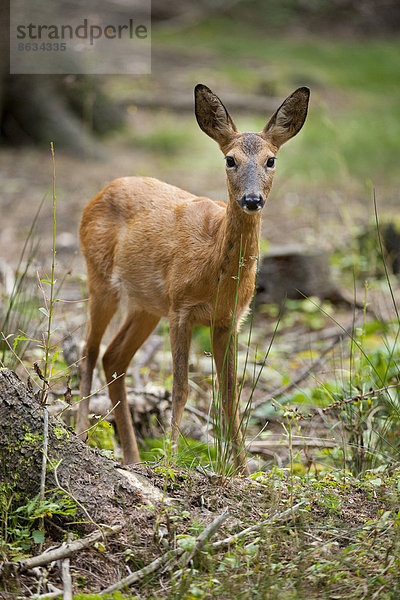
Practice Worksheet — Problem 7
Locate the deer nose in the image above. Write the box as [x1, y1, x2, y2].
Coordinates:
[240, 194, 265, 213]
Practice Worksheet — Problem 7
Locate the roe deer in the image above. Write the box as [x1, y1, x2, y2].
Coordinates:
[76, 84, 310, 475]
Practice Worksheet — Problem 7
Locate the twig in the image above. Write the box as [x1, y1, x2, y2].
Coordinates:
[248, 436, 336, 451]
[100, 547, 184, 594]
[10, 525, 122, 572]
[39, 407, 49, 507]
[100, 510, 229, 594]
[78, 399, 120, 437]
[180, 509, 230, 567]
[55, 374, 124, 420]
[212, 501, 306, 550]
[35, 143, 57, 537]
[252, 334, 343, 409]
[0, 331, 32, 378]
[318, 382, 400, 416]
[36, 585, 63, 599]
[61, 534, 73, 600]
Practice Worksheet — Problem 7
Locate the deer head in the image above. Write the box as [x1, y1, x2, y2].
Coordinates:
[195, 84, 309, 214]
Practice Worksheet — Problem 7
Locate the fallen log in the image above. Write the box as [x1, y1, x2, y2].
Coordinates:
[0, 369, 168, 533]
[14, 525, 121, 572]
[48, 385, 171, 441]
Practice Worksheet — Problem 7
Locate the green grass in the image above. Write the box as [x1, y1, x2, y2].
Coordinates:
[150, 19, 400, 189]
[156, 19, 400, 93]
[132, 118, 194, 155]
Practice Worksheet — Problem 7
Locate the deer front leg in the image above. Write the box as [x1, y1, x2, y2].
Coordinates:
[212, 325, 250, 476]
[169, 315, 192, 448]
[77, 291, 118, 437]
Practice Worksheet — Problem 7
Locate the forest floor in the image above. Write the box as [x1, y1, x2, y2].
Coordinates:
[2, 461, 399, 599]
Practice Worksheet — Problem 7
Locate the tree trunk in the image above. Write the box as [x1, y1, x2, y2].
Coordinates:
[0, 369, 166, 532]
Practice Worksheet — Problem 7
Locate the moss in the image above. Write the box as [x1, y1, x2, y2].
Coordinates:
[88, 421, 115, 451]
[54, 426, 70, 441]
[23, 430, 43, 446]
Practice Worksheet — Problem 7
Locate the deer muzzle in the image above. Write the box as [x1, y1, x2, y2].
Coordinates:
[239, 194, 265, 213]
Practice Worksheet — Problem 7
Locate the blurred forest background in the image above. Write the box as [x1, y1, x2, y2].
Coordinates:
[1, 0, 400, 462]
[1, 0, 399, 268]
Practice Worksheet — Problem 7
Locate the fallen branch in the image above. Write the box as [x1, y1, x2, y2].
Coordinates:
[101, 510, 229, 594]
[212, 501, 306, 550]
[36, 584, 63, 599]
[180, 510, 230, 567]
[11, 525, 122, 573]
[61, 534, 73, 600]
[248, 436, 336, 452]
[101, 546, 183, 594]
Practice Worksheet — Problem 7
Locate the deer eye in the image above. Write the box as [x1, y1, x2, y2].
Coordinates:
[266, 157, 276, 168]
[225, 156, 236, 168]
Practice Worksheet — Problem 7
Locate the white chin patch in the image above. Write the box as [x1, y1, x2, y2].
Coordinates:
[242, 206, 263, 214]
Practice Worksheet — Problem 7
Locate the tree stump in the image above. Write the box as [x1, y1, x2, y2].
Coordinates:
[256, 244, 343, 305]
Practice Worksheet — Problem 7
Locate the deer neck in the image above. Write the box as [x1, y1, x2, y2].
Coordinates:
[217, 195, 262, 286]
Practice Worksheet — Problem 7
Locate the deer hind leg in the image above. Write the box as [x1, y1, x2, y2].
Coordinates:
[76, 288, 119, 436]
[169, 315, 192, 447]
[212, 326, 250, 476]
[102, 310, 160, 464]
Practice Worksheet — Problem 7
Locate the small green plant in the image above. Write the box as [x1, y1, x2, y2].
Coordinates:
[0, 487, 76, 561]
[141, 436, 216, 469]
[0, 146, 82, 569]
[88, 420, 115, 454]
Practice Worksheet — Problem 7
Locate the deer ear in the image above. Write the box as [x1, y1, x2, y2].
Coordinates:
[195, 84, 238, 149]
[262, 87, 310, 149]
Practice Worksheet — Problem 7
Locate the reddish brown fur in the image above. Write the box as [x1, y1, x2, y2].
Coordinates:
[76, 84, 309, 474]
